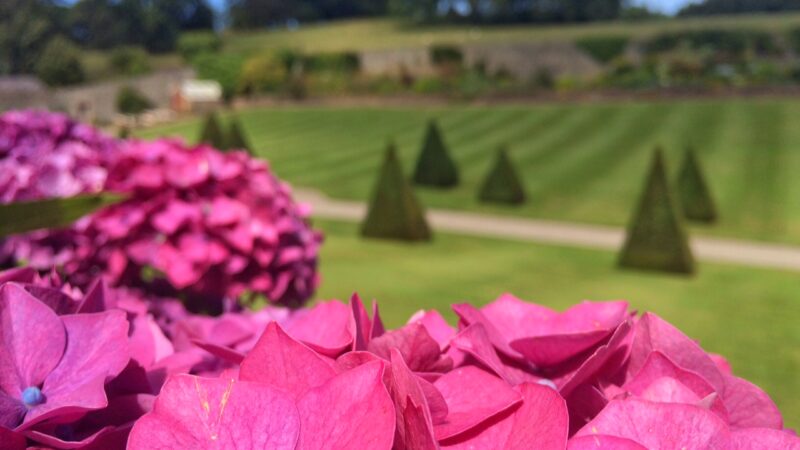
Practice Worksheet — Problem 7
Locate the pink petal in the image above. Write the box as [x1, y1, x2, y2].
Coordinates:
[442, 383, 568, 450]
[409, 309, 455, 350]
[433, 366, 522, 441]
[628, 313, 724, 392]
[239, 322, 336, 399]
[388, 349, 438, 449]
[295, 361, 395, 450]
[575, 399, 730, 450]
[568, 435, 648, 449]
[0, 283, 66, 400]
[729, 428, 800, 450]
[127, 374, 299, 449]
[368, 322, 449, 373]
[722, 374, 783, 429]
[283, 300, 354, 357]
[450, 323, 539, 385]
[26, 311, 129, 429]
[0, 426, 25, 450]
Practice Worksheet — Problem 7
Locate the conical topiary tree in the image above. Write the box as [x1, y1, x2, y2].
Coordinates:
[618, 148, 695, 274]
[225, 116, 253, 154]
[478, 145, 526, 205]
[361, 142, 431, 241]
[412, 120, 459, 188]
[197, 111, 225, 149]
[676, 146, 717, 223]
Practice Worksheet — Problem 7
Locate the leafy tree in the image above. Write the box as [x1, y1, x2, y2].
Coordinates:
[361, 142, 431, 241]
[679, 0, 800, 16]
[676, 146, 717, 223]
[618, 148, 695, 274]
[412, 120, 459, 188]
[35, 37, 86, 87]
[197, 112, 226, 148]
[0, 0, 65, 75]
[225, 118, 253, 153]
[155, 0, 215, 30]
[478, 146, 526, 205]
[192, 53, 244, 102]
[67, 0, 178, 52]
[116, 86, 153, 115]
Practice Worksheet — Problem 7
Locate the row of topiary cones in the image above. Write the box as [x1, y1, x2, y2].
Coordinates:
[363, 120, 719, 276]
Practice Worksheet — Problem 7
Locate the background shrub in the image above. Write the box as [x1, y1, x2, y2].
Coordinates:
[618, 148, 695, 274]
[192, 52, 244, 101]
[430, 45, 464, 66]
[478, 146, 526, 205]
[362, 143, 431, 241]
[676, 146, 718, 223]
[575, 36, 630, 64]
[116, 86, 153, 115]
[35, 36, 86, 87]
[413, 120, 459, 188]
[238, 53, 288, 95]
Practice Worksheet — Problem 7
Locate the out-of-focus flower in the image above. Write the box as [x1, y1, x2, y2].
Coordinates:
[68, 138, 321, 311]
[0, 110, 117, 270]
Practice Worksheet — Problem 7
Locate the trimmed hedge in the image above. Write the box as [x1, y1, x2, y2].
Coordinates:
[478, 146, 526, 205]
[618, 148, 695, 275]
[676, 146, 718, 223]
[413, 120, 459, 188]
[225, 117, 252, 154]
[197, 112, 226, 148]
[361, 143, 431, 241]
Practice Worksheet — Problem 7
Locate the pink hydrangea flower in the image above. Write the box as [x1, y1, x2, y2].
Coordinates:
[0, 110, 117, 270]
[67, 138, 321, 311]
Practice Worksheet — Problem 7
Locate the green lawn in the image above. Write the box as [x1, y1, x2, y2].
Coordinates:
[312, 219, 800, 429]
[140, 98, 800, 245]
[221, 15, 800, 54]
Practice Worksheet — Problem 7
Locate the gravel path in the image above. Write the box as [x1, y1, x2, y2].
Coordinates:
[296, 189, 800, 273]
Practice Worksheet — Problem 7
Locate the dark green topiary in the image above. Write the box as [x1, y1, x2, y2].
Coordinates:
[225, 117, 253, 154]
[361, 143, 431, 241]
[676, 146, 717, 223]
[618, 148, 695, 274]
[197, 112, 225, 148]
[478, 146, 526, 205]
[413, 120, 459, 188]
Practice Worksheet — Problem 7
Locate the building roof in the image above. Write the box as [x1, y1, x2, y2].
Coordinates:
[179, 79, 222, 102]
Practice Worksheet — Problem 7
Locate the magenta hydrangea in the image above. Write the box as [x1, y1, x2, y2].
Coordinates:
[0, 270, 797, 449]
[0, 110, 117, 269]
[63, 138, 322, 310]
[0, 267, 300, 448]
[125, 293, 798, 450]
[0, 110, 322, 310]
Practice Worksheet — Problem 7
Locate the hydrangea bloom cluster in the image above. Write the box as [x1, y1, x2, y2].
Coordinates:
[66, 138, 322, 310]
[0, 110, 116, 268]
[0, 267, 296, 448]
[0, 110, 321, 309]
[0, 269, 797, 449]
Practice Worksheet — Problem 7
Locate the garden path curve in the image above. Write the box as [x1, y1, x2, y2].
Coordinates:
[295, 189, 800, 273]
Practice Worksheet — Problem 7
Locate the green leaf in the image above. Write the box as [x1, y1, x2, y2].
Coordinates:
[0, 193, 125, 238]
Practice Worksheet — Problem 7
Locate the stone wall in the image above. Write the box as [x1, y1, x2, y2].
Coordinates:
[52, 68, 195, 124]
[359, 41, 603, 80]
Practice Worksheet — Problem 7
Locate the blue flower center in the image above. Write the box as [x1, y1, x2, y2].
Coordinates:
[21, 386, 44, 407]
